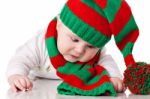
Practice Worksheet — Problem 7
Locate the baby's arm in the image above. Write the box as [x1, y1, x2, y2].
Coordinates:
[98, 47, 122, 78]
[98, 47, 126, 92]
[6, 31, 45, 92]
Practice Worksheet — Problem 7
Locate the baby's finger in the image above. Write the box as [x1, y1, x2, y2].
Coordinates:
[117, 82, 124, 93]
[24, 77, 33, 90]
[123, 84, 127, 92]
[28, 83, 33, 91]
[14, 79, 25, 91]
[111, 81, 118, 91]
[10, 83, 17, 92]
[19, 78, 27, 89]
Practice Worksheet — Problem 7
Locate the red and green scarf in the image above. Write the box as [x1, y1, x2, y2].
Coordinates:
[45, 18, 117, 96]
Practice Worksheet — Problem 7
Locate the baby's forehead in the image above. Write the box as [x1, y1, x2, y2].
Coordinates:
[57, 16, 79, 38]
[66, 29, 93, 46]
[58, 17, 93, 46]
[67, 30, 79, 38]
[60, 21, 80, 38]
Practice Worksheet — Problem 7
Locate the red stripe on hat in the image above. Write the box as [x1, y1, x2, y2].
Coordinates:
[57, 71, 110, 90]
[117, 29, 139, 50]
[45, 20, 57, 39]
[50, 55, 67, 69]
[67, 0, 111, 37]
[110, 1, 132, 36]
[124, 54, 135, 66]
[94, 0, 107, 9]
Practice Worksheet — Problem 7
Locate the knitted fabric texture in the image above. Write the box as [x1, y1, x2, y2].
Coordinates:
[45, 18, 117, 96]
[46, 0, 150, 95]
[59, 0, 150, 94]
[59, 0, 138, 64]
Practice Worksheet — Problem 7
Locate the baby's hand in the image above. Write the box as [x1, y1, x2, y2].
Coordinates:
[8, 74, 33, 92]
[110, 77, 126, 93]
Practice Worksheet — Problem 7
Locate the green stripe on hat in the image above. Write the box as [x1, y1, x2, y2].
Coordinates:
[53, 17, 57, 21]
[81, 0, 106, 18]
[104, 0, 122, 23]
[45, 37, 59, 57]
[121, 42, 134, 58]
[60, 4, 111, 48]
[114, 16, 138, 43]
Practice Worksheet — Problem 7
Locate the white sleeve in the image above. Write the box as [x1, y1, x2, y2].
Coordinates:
[98, 47, 123, 79]
[6, 30, 46, 78]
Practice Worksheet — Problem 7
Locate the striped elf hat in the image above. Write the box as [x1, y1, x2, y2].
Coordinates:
[59, 0, 150, 94]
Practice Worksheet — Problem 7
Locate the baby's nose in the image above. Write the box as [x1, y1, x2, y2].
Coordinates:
[74, 45, 85, 55]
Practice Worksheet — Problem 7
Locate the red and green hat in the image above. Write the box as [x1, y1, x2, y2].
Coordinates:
[59, 0, 150, 95]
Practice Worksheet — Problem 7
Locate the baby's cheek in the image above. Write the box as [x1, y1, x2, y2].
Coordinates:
[57, 43, 65, 54]
[80, 53, 94, 62]
[87, 50, 98, 59]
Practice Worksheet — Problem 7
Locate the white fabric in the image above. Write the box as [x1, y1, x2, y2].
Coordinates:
[6, 30, 122, 79]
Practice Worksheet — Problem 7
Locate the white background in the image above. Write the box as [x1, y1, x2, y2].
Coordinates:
[0, 0, 150, 98]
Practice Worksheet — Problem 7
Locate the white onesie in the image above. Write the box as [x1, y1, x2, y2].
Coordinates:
[6, 30, 122, 80]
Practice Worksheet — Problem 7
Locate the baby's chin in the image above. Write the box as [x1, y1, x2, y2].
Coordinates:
[63, 55, 89, 63]
[65, 58, 78, 63]
[63, 55, 78, 63]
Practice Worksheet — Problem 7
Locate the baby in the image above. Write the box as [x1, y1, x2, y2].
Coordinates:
[6, 0, 128, 95]
[6, 16, 125, 93]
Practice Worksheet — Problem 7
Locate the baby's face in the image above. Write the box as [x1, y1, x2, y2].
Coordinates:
[56, 18, 99, 62]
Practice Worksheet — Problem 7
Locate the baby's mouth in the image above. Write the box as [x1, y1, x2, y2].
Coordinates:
[70, 55, 79, 59]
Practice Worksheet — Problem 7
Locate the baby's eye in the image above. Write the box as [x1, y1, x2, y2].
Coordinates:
[87, 45, 94, 48]
[71, 37, 79, 42]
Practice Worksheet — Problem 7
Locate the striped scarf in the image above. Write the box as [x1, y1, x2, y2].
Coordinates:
[45, 18, 117, 96]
